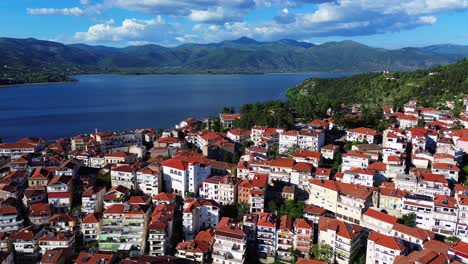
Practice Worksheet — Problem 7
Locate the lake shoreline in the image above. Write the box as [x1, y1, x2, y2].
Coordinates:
[0, 71, 359, 88]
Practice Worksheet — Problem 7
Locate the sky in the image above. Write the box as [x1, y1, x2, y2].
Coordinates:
[1, 0, 468, 48]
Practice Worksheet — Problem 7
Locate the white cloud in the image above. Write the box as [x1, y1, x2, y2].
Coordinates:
[189, 6, 244, 23]
[73, 16, 183, 46]
[26, 7, 84, 16]
[62, 0, 468, 45]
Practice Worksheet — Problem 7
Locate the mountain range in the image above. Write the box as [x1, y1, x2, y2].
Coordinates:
[1, 36, 468, 74]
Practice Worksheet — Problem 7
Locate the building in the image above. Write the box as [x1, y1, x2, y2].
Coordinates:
[48, 214, 76, 233]
[98, 203, 151, 254]
[346, 127, 378, 143]
[366, 231, 405, 264]
[163, 154, 211, 198]
[361, 208, 398, 235]
[148, 204, 174, 256]
[136, 166, 161, 197]
[341, 152, 370, 172]
[212, 217, 246, 264]
[257, 213, 277, 259]
[81, 212, 103, 243]
[75, 251, 116, 264]
[432, 162, 460, 181]
[291, 162, 313, 191]
[28, 203, 51, 226]
[104, 151, 138, 165]
[110, 165, 137, 190]
[293, 149, 321, 167]
[395, 172, 450, 198]
[220, 113, 242, 129]
[318, 217, 363, 264]
[432, 195, 458, 236]
[200, 175, 239, 205]
[0, 206, 23, 232]
[103, 185, 129, 209]
[81, 185, 106, 213]
[401, 194, 434, 230]
[342, 168, 375, 187]
[47, 176, 73, 214]
[294, 218, 313, 257]
[279, 130, 325, 155]
[250, 173, 268, 213]
[321, 144, 340, 160]
[175, 240, 210, 263]
[276, 215, 294, 262]
[182, 198, 220, 240]
[40, 248, 72, 264]
[38, 231, 75, 255]
[0, 141, 42, 159]
[13, 226, 45, 263]
[227, 129, 251, 143]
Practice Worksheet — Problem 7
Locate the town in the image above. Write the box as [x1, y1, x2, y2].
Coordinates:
[2, 97, 468, 264]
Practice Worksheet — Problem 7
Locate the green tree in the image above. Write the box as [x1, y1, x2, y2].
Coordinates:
[222, 106, 235, 114]
[185, 192, 196, 198]
[310, 244, 333, 263]
[237, 203, 250, 221]
[331, 153, 342, 175]
[399, 213, 416, 227]
[445, 236, 460, 243]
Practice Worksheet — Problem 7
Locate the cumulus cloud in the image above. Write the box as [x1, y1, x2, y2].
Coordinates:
[189, 6, 244, 24]
[26, 7, 84, 16]
[73, 16, 183, 45]
[58, 0, 468, 45]
[273, 8, 296, 24]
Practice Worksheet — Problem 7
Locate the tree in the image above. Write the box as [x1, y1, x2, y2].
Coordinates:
[185, 192, 196, 198]
[287, 144, 299, 156]
[445, 236, 460, 243]
[237, 203, 250, 221]
[399, 213, 416, 227]
[310, 244, 333, 263]
[331, 153, 342, 175]
[222, 106, 235, 114]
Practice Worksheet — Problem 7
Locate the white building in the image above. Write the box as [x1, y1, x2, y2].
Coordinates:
[182, 198, 220, 240]
[342, 168, 375, 187]
[81, 212, 102, 243]
[257, 213, 277, 258]
[401, 194, 434, 230]
[341, 152, 370, 172]
[318, 217, 363, 264]
[432, 195, 458, 236]
[81, 185, 105, 213]
[213, 217, 246, 264]
[366, 231, 405, 264]
[163, 154, 211, 198]
[38, 231, 75, 254]
[110, 165, 137, 190]
[136, 166, 161, 197]
[346, 127, 378, 143]
[13, 225, 45, 261]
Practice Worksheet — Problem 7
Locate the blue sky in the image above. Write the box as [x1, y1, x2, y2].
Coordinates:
[1, 0, 468, 48]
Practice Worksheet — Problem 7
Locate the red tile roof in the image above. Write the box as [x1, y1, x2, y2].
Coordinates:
[293, 162, 313, 172]
[347, 127, 377, 136]
[319, 217, 362, 240]
[369, 231, 405, 251]
[82, 212, 103, 224]
[432, 163, 460, 172]
[364, 208, 398, 225]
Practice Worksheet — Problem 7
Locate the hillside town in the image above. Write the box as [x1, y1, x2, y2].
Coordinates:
[3, 97, 468, 264]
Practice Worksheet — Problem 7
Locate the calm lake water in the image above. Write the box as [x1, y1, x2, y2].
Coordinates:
[0, 73, 349, 141]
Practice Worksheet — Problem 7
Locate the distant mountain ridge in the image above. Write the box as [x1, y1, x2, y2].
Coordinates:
[0, 36, 467, 74]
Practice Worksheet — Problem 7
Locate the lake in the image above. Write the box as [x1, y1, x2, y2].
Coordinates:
[0, 73, 349, 141]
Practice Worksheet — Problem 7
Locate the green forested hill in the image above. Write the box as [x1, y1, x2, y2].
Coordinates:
[1, 36, 468, 85]
[287, 59, 468, 119]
